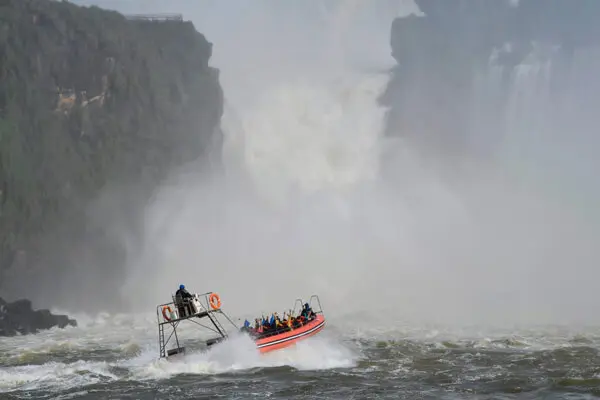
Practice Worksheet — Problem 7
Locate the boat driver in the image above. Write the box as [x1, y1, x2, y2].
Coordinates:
[176, 284, 192, 299]
[175, 284, 193, 317]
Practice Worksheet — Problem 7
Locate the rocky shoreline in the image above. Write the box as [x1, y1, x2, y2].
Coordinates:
[0, 297, 77, 337]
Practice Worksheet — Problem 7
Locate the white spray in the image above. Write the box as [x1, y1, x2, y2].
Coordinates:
[65, 0, 600, 329]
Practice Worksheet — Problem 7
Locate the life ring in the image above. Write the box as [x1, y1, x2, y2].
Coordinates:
[162, 305, 173, 321]
[209, 293, 221, 310]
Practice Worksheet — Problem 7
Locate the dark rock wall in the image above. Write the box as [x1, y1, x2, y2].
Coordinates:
[0, 0, 223, 311]
[0, 296, 77, 337]
[380, 0, 600, 168]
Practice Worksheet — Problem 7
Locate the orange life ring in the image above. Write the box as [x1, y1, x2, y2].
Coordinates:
[162, 305, 173, 321]
[209, 293, 221, 310]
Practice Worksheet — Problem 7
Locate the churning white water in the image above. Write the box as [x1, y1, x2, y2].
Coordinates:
[0, 313, 358, 394]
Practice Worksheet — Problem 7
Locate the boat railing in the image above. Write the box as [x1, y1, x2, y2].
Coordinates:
[292, 295, 324, 317]
[292, 299, 304, 316]
[309, 295, 324, 315]
[157, 293, 210, 325]
[125, 13, 184, 22]
[155, 291, 238, 359]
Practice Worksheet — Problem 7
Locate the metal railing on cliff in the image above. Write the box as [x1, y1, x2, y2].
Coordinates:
[125, 13, 183, 22]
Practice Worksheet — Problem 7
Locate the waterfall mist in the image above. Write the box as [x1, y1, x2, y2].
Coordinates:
[66, 0, 600, 328]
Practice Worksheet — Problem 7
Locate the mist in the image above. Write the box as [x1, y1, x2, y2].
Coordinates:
[69, 0, 600, 328]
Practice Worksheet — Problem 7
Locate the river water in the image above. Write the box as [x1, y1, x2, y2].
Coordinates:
[1, 312, 600, 399]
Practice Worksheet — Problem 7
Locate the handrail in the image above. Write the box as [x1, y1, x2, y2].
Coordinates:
[125, 13, 183, 22]
[290, 295, 324, 316]
[156, 290, 236, 359]
[309, 295, 324, 314]
[292, 298, 305, 316]
[156, 292, 218, 325]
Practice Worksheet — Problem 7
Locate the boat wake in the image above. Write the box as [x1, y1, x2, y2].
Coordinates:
[0, 315, 359, 394]
[2, 309, 600, 396]
[133, 331, 358, 380]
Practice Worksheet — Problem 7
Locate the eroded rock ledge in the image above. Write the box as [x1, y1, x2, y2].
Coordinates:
[0, 297, 77, 337]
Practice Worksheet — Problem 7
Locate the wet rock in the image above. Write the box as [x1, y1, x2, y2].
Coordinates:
[0, 297, 77, 337]
[381, 0, 600, 166]
[0, 0, 223, 313]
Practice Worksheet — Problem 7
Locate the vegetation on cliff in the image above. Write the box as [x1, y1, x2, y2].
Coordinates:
[0, 0, 223, 309]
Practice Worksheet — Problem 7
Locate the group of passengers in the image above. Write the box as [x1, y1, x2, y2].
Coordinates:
[240, 303, 316, 336]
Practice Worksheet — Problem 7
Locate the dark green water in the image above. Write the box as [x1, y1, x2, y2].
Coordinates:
[1, 315, 599, 399]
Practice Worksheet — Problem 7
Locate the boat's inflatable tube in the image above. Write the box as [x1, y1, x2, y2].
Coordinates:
[254, 314, 326, 353]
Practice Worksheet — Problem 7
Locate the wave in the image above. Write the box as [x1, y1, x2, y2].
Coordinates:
[0, 323, 358, 394]
[3, 311, 600, 394]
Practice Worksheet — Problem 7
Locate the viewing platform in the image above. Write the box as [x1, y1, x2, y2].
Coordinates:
[125, 13, 183, 22]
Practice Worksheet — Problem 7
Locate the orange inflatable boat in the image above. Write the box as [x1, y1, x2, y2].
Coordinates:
[156, 292, 325, 359]
[254, 313, 326, 353]
[244, 296, 326, 353]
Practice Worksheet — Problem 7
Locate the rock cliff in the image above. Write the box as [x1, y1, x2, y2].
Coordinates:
[0, 297, 77, 336]
[380, 0, 600, 166]
[0, 0, 223, 311]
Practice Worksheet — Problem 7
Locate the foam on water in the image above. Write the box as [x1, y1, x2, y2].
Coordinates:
[0, 312, 359, 393]
[0, 360, 119, 393]
[4, 305, 600, 394]
[0, 312, 154, 362]
[131, 331, 358, 380]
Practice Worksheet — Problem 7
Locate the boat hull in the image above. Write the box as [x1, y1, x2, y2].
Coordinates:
[254, 314, 325, 353]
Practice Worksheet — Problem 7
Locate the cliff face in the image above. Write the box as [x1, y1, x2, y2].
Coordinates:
[0, 0, 223, 310]
[380, 0, 600, 168]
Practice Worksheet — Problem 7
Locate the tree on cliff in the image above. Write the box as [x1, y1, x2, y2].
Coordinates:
[0, 0, 223, 310]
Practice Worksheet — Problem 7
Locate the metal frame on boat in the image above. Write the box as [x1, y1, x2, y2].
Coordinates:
[296, 295, 324, 318]
[156, 291, 238, 358]
[155, 292, 325, 358]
